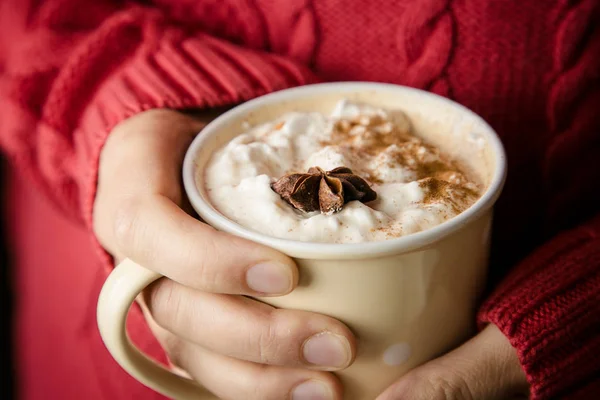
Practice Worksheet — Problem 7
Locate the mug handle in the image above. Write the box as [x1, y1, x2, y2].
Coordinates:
[97, 258, 217, 400]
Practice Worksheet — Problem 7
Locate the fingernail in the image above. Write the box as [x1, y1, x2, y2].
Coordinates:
[292, 380, 333, 400]
[303, 332, 351, 369]
[246, 262, 292, 295]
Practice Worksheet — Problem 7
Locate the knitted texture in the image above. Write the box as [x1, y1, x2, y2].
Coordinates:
[0, 1, 599, 399]
[478, 215, 600, 398]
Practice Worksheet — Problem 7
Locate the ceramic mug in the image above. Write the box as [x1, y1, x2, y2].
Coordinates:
[97, 82, 507, 400]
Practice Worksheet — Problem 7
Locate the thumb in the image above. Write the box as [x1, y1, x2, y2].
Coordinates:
[376, 324, 530, 400]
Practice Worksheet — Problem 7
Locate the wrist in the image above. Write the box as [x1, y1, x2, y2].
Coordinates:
[479, 324, 530, 396]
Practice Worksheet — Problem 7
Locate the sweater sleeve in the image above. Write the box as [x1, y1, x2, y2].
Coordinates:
[0, 0, 318, 230]
[478, 214, 600, 399]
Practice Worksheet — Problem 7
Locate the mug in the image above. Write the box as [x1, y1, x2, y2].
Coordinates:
[97, 82, 507, 400]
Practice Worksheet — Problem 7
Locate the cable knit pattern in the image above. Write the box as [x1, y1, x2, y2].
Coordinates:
[544, 0, 600, 229]
[478, 4, 600, 395]
[254, 0, 320, 65]
[152, 0, 270, 49]
[479, 216, 600, 398]
[0, 2, 317, 228]
[395, 0, 455, 96]
[1, 1, 599, 399]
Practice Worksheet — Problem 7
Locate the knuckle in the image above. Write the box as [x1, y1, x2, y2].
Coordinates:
[428, 373, 474, 400]
[247, 364, 287, 400]
[256, 312, 281, 364]
[192, 237, 218, 288]
[253, 310, 303, 366]
[113, 196, 164, 263]
[113, 197, 142, 252]
[452, 374, 476, 400]
[146, 279, 185, 331]
[249, 365, 271, 400]
[189, 233, 228, 292]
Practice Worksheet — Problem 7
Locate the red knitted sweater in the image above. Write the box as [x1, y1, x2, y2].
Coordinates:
[1, 1, 599, 399]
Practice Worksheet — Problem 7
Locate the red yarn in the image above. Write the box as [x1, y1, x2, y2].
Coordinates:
[0, 1, 599, 399]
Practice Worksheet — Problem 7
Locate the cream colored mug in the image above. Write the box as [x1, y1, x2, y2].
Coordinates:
[97, 83, 507, 400]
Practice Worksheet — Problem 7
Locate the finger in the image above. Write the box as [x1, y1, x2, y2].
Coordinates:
[94, 109, 205, 250]
[376, 325, 529, 400]
[113, 194, 298, 296]
[170, 339, 343, 400]
[376, 367, 474, 400]
[144, 278, 356, 370]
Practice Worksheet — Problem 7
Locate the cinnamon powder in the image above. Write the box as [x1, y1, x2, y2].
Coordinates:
[321, 111, 480, 214]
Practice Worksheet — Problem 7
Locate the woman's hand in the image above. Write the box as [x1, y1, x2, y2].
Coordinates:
[93, 109, 356, 400]
[377, 324, 530, 400]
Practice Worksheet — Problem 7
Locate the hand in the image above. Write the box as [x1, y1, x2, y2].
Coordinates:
[377, 324, 530, 400]
[93, 109, 356, 400]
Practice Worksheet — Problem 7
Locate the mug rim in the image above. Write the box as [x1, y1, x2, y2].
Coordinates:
[182, 82, 507, 259]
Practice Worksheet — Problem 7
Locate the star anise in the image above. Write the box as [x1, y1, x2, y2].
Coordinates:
[271, 167, 377, 214]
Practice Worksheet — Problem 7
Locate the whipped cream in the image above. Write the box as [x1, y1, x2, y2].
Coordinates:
[203, 100, 480, 243]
